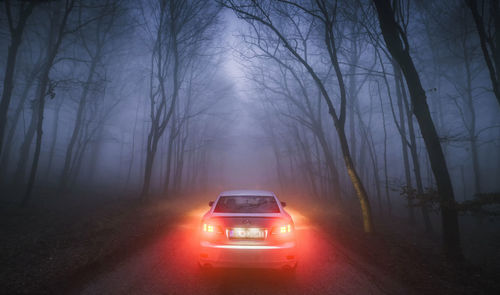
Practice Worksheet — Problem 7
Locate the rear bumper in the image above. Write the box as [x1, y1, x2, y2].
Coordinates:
[199, 240, 297, 269]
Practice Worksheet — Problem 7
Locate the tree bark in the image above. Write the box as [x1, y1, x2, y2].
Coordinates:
[0, 1, 36, 156]
[22, 70, 50, 204]
[356, 94, 382, 214]
[140, 0, 182, 198]
[45, 98, 64, 179]
[463, 40, 481, 194]
[0, 70, 37, 181]
[22, 0, 74, 205]
[141, 128, 160, 197]
[395, 65, 433, 233]
[393, 60, 415, 223]
[373, 0, 461, 259]
[13, 98, 38, 186]
[465, 0, 500, 107]
[125, 99, 142, 186]
[59, 57, 99, 194]
[377, 82, 392, 216]
[293, 126, 320, 199]
[163, 130, 176, 196]
[224, 0, 375, 231]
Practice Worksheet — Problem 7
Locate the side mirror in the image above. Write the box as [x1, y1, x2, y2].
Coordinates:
[208, 201, 214, 207]
[281, 201, 286, 207]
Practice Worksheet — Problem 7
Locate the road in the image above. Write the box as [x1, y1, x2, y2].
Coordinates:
[78, 205, 414, 295]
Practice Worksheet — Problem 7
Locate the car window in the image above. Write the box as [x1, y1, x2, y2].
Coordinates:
[213, 196, 280, 213]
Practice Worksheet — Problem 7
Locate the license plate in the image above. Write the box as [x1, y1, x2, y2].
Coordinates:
[229, 228, 265, 239]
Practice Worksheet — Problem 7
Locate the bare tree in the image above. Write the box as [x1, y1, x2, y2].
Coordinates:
[22, 0, 76, 205]
[58, 0, 123, 194]
[376, 81, 392, 216]
[394, 61, 433, 232]
[44, 95, 64, 179]
[139, 0, 220, 197]
[68, 89, 120, 187]
[372, 0, 462, 259]
[0, 0, 37, 156]
[243, 37, 342, 201]
[437, 3, 486, 196]
[465, 0, 500, 108]
[223, 0, 374, 233]
[0, 53, 42, 181]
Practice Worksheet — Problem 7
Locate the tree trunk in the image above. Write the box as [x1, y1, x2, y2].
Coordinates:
[173, 132, 187, 193]
[270, 131, 285, 192]
[356, 95, 382, 214]
[59, 57, 99, 194]
[45, 99, 64, 179]
[377, 83, 392, 216]
[373, 0, 461, 259]
[339, 129, 373, 232]
[13, 99, 38, 186]
[396, 64, 433, 233]
[393, 60, 415, 223]
[0, 2, 36, 156]
[313, 136, 327, 199]
[22, 0, 75, 205]
[313, 128, 341, 201]
[0, 72, 36, 180]
[294, 127, 320, 199]
[140, 1, 181, 198]
[348, 61, 358, 168]
[140, 129, 160, 197]
[125, 99, 142, 186]
[21, 71, 50, 205]
[225, 0, 374, 232]
[463, 43, 481, 194]
[84, 126, 103, 184]
[68, 131, 92, 188]
[163, 131, 175, 196]
[465, 0, 500, 107]
[172, 132, 180, 194]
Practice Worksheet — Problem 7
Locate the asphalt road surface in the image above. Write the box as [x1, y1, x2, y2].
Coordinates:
[78, 206, 414, 295]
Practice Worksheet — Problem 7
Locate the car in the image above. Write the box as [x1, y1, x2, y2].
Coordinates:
[198, 190, 297, 271]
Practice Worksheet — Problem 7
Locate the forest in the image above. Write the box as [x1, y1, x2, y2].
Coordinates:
[1, 0, 499, 294]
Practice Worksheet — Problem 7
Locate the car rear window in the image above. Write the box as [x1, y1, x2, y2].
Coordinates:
[213, 196, 280, 213]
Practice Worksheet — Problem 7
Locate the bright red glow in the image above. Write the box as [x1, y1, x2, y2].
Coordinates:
[201, 242, 295, 249]
[133, 199, 342, 293]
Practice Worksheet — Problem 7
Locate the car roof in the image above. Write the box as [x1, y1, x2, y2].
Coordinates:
[219, 190, 276, 197]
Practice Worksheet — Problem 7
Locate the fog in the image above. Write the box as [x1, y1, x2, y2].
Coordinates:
[1, 0, 500, 261]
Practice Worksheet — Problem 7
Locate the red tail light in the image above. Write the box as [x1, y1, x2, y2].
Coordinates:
[274, 223, 293, 234]
[202, 221, 223, 234]
[203, 223, 214, 232]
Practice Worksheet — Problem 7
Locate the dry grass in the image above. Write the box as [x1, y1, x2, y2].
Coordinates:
[0, 195, 180, 294]
[304, 198, 500, 295]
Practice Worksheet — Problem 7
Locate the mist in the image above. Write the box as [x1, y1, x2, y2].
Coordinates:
[1, 0, 500, 294]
